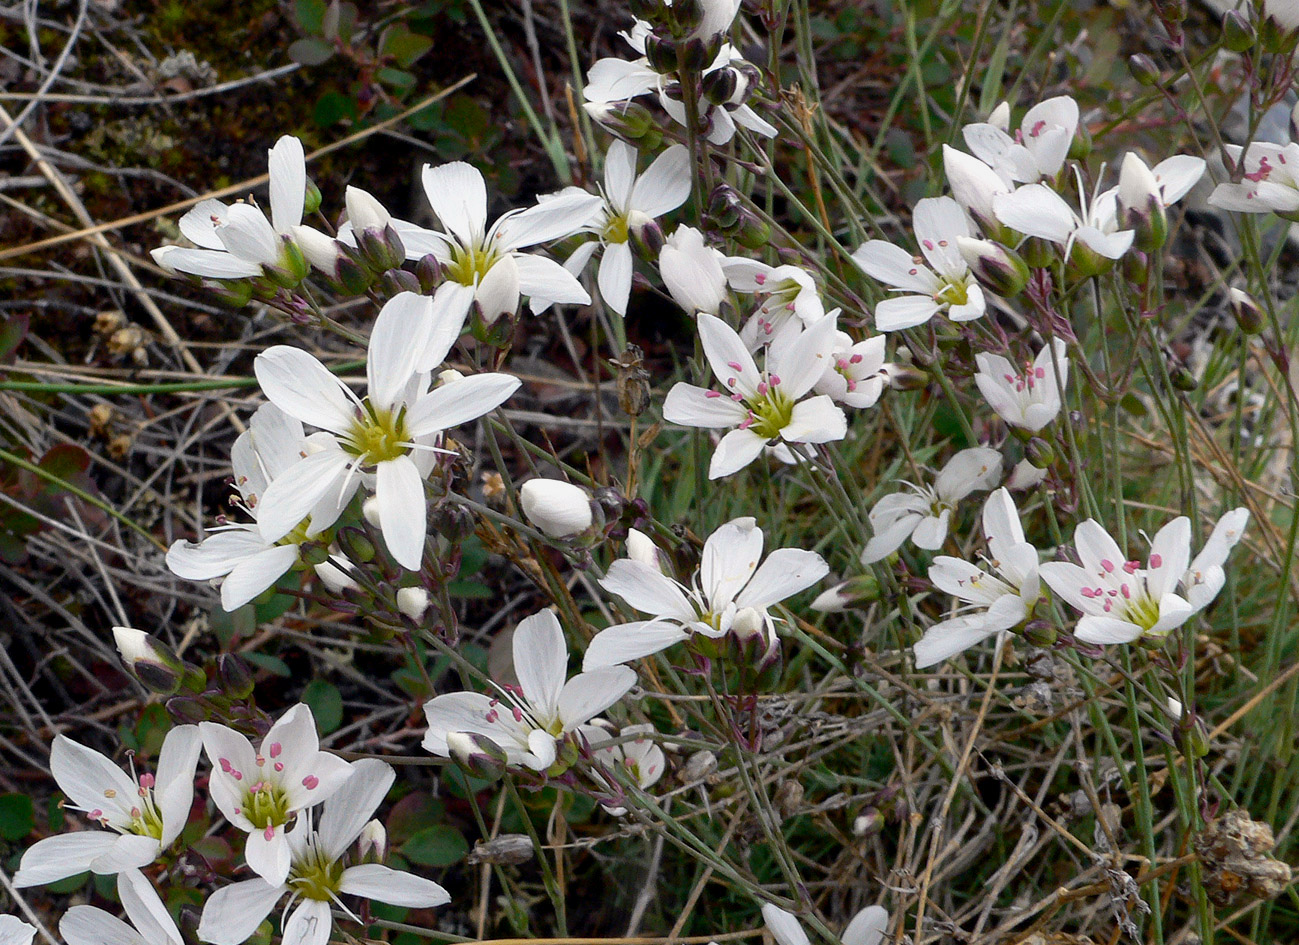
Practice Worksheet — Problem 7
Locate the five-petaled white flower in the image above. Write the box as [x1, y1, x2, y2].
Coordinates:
[853, 196, 986, 331]
[1208, 141, 1299, 218]
[916, 488, 1041, 667]
[659, 225, 730, 316]
[60, 869, 182, 945]
[993, 178, 1134, 265]
[253, 292, 520, 570]
[732, 263, 826, 349]
[662, 312, 846, 479]
[14, 725, 201, 887]
[974, 338, 1069, 432]
[390, 162, 600, 326]
[198, 759, 449, 945]
[563, 142, 691, 316]
[1039, 517, 1195, 644]
[584, 517, 828, 669]
[201, 703, 354, 887]
[814, 330, 889, 409]
[961, 95, 1079, 185]
[153, 135, 308, 281]
[581, 720, 667, 815]
[423, 610, 637, 772]
[861, 447, 1003, 564]
[167, 403, 327, 611]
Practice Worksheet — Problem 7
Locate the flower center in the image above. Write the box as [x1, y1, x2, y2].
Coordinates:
[741, 384, 795, 441]
[601, 213, 631, 244]
[126, 774, 164, 840]
[289, 837, 344, 902]
[935, 278, 970, 308]
[239, 779, 293, 830]
[343, 401, 410, 464]
[446, 241, 502, 286]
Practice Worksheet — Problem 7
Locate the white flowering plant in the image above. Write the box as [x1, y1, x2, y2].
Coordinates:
[3, 1, 1299, 944]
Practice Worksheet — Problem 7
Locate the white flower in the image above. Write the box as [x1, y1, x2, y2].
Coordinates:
[383, 162, 600, 325]
[166, 403, 325, 611]
[423, 610, 636, 771]
[1039, 517, 1195, 644]
[962, 95, 1079, 185]
[1118, 152, 1205, 250]
[0, 918, 33, 945]
[860, 447, 1003, 564]
[252, 292, 519, 570]
[1006, 457, 1048, 491]
[1208, 142, 1299, 216]
[853, 196, 986, 331]
[584, 517, 827, 668]
[152, 135, 307, 281]
[198, 759, 450, 945]
[61, 869, 182, 945]
[1183, 508, 1250, 613]
[397, 586, 431, 621]
[14, 725, 201, 887]
[519, 478, 594, 539]
[201, 703, 355, 887]
[814, 331, 889, 409]
[662, 312, 846, 479]
[563, 142, 691, 316]
[994, 180, 1134, 262]
[732, 263, 826, 349]
[659, 225, 729, 315]
[974, 338, 1069, 432]
[581, 721, 666, 814]
[916, 488, 1041, 667]
[762, 903, 888, 945]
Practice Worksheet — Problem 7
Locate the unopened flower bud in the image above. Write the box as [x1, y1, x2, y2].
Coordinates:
[380, 268, 421, 298]
[207, 280, 255, 309]
[1163, 0, 1188, 22]
[1006, 458, 1047, 491]
[668, 0, 704, 34]
[468, 834, 534, 865]
[218, 653, 255, 700]
[853, 808, 884, 836]
[447, 731, 509, 781]
[291, 225, 343, 274]
[266, 241, 310, 288]
[1223, 10, 1257, 51]
[677, 36, 713, 71]
[167, 695, 209, 725]
[415, 253, 443, 293]
[628, 0, 663, 20]
[338, 526, 377, 564]
[303, 179, 323, 216]
[358, 820, 386, 862]
[336, 253, 373, 295]
[1229, 287, 1265, 334]
[1066, 239, 1115, 280]
[810, 575, 881, 612]
[113, 626, 185, 695]
[520, 478, 594, 539]
[315, 557, 359, 594]
[1170, 364, 1198, 391]
[1023, 621, 1057, 647]
[987, 101, 1011, 132]
[397, 587, 430, 622]
[630, 217, 666, 259]
[430, 501, 477, 543]
[682, 749, 718, 784]
[1129, 54, 1161, 87]
[585, 101, 656, 142]
[345, 185, 391, 236]
[1025, 437, 1055, 469]
[1119, 153, 1168, 252]
[957, 236, 1030, 297]
[644, 33, 679, 73]
[701, 66, 739, 105]
[363, 497, 383, 529]
[883, 364, 928, 391]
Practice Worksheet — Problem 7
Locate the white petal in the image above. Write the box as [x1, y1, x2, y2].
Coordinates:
[1074, 615, 1143, 645]
[1153, 155, 1206, 205]
[268, 135, 306, 234]
[421, 162, 487, 245]
[599, 559, 694, 619]
[369, 293, 434, 411]
[254, 347, 355, 434]
[736, 548, 828, 609]
[1072, 519, 1125, 573]
[874, 295, 940, 331]
[406, 372, 520, 436]
[216, 203, 279, 264]
[525, 730, 558, 770]
[339, 864, 451, 907]
[761, 904, 810, 945]
[582, 622, 690, 669]
[772, 313, 837, 399]
[513, 609, 568, 721]
[179, 198, 231, 250]
[701, 517, 763, 611]
[1145, 516, 1190, 600]
[476, 253, 521, 321]
[912, 196, 972, 277]
[154, 726, 202, 847]
[911, 510, 951, 550]
[153, 247, 264, 279]
[603, 140, 637, 210]
[993, 184, 1077, 243]
[914, 616, 998, 668]
[981, 488, 1025, 548]
[281, 898, 331, 945]
[219, 544, 300, 611]
[631, 144, 692, 217]
[557, 666, 637, 730]
[375, 456, 427, 570]
[516, 253, 591, 306]
[59, 908, 142, 945]
[842, 906, 889, 945]
[935, 447, 1002, 501]
[244, 828, 291, 887]
[782, 395, 847, 444]
[852, 240, 938, 293]
[662, 383, 748, 428]
[88, 834, 162, 876]
[254, 450, 351, 544]
[50, 735, 138, 825]
[14, 833, 120, 887]
[697, 313, 760, 398]
[319, 759, 395, 861]
[710, 428, 767, 478]
[118, 870, 181, 945]
[497, 190, 602, 249]
[597, 241, 634, 316]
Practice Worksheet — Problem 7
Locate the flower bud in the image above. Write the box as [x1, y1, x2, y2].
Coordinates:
[345, 185, 392, 236]
[585, 101, 656, 141]
[336, 253, 374, 295]
[1170, 364, 1199, 391]
[682, 749, 718, 784]
[291, 225, 343, 275]
[430, 501, 477, 543]
[303, 179, 323, 216]
[667, 0, 704, 34]
[520, 478, 594, 539]
[397, 587, 431, 622]
[1023, 621, 1057, 647]
[628, 0, 663, 20]
[113, 626, 186, 696]
[338, 526, 377, 564]
[956, 236, 1030, 297]
[218, 653, 255, 700]
[1006, 458, 1047, 491]
[358, 820, 386, 863]
[810, 575, 881, 612]
[447, 731, 509, 781]
[987, 101, 1011, 132]
[314, 557, 359, 594]
[363, 497, 383, 529]
[266, 240, 310, 288]
[1129, 53, 1161, 86]
[1025, 437, 1055, 469]
[1228, 287, 1265, 334]
[379, 268, 422, 298]
[415, 253, 443, 293]
[883, 364, 928, 391]
[1119, 153, 1168, 252]
[630, 217, 666, 258]
[853, 808, 884, 836]
[1223, 10, 1257, 51]
[644, 33, 679, 73]
[660, 225, 727, 315]
[207, 279, 255, 309]
[1164, 0, 1188, 22]
[167, 695, 210, 725]
[1065, 239, 1116, 281]
[701, 66, 739, 105]
[357, 223, 407, 274]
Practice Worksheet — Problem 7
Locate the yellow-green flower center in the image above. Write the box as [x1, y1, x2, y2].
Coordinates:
[343, 402, 410, 465]
[1125, 594, 1163, 633]
[744, 389, 796, 441]
[128, 796, 165, 840]
[446, 243, 502, 286]
[241, 781, 292, 830]
[289, 840, 345, 902]
[601, 213, 631, 244]
[935, 279, 969, 308]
